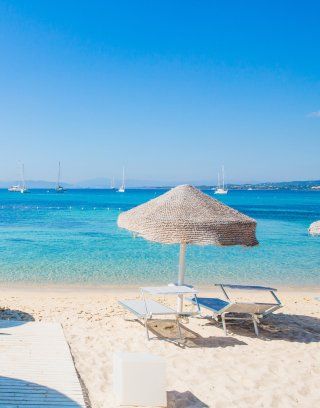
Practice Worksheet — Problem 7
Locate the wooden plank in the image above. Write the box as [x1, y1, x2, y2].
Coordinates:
[0, 320, 87, 407]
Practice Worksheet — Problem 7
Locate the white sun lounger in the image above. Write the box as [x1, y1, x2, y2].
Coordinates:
[119, 285, 198, 341]
[119, 299, 181, 340]
[191, 284, 282, 336]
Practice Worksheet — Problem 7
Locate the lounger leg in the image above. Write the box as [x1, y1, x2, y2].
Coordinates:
[252, 316, 259, 336]
[144, 318, 150, 341]
[221, 314, 227, 335]
[176, 317, 183, 342]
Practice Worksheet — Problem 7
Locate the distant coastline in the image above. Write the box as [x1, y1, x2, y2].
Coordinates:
[0, 179, 320, 191]
[219, 180, 320, 191]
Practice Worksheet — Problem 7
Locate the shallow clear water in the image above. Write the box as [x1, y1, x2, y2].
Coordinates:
[0, 189, 319, 286]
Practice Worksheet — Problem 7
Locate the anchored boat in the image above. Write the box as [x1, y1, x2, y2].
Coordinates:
[214, 165, 228, 195]
[8, 163, 29, 193]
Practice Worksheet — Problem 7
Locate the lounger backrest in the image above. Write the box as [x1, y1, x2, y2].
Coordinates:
[119, 299, 176, 318]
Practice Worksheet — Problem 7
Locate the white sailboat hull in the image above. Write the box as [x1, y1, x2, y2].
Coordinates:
[8, 185, 29, 193]
[8, 185, 21, 192]
[56, 186, 66, 193]
[214, 188, 228, 195]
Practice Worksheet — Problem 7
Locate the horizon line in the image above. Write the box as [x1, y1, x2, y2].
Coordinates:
[0, 177, 319, 188]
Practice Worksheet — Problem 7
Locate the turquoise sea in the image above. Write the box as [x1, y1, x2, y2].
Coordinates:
[0, 189, 319, 287]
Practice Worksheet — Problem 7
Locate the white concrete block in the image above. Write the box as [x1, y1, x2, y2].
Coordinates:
[113, 352, 166, 407]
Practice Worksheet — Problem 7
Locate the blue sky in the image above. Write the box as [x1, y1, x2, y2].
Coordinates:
[0, 1, 319, 184]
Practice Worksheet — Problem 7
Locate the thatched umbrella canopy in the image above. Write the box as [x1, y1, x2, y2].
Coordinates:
[309, 221, 320, 236]
[118, 185, 258, 309]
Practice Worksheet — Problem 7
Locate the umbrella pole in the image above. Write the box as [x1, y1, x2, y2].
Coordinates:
[177, 243, 186, 313]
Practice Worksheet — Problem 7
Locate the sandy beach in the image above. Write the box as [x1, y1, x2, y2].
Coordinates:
[0, 285, 319, 408]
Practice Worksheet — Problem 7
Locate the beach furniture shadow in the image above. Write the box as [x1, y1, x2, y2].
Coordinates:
[0, 310, 35, 335]
[0, 376, 85, 407]
[145, 319, 247, 348]
[0, 308, 34, 323]
[204, 313, 320, 343]
[167, 390, 209, 407]
[260, 313, 320, 342]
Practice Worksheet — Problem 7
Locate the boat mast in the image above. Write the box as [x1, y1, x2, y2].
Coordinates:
[57, 162, 61, 188]
[21, 163, 26, 189]
[122, 166, 125, 189]
[222, 165, 225, 191]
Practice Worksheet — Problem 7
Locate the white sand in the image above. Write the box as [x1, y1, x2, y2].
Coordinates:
[1, 286, 319, 408]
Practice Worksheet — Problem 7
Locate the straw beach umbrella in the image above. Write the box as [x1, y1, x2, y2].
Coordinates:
[309, 221, 320, 236]
[118, 185, 258, 311]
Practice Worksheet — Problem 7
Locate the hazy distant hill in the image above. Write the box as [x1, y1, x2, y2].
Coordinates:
[74, 178, 195, 188]
[0, 178, 179, 189]
[0, 178, 319, 190]
[0, 180, 73, 189]
[228, 180, 320, 190]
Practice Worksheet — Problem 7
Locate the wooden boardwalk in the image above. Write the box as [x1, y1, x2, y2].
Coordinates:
[0, 320, 87, 407]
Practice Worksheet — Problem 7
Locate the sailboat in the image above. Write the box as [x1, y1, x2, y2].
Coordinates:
[8, 163, 29, 193]
[56, 162, 66, 193]
[214, 165, 228, 195]
[117, 167, 125, 193]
